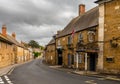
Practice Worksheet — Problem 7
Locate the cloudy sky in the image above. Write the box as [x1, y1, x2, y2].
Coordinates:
[0, 0, 97, 46]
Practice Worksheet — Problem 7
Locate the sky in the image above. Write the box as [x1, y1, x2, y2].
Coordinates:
[0, 0, 97, 46]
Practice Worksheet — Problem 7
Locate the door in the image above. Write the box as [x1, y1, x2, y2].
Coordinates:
[57, 49, 63, 65]
[58, 54, 62, 65]
[89, 53, 96, 71]
[68, 54, 71, 66]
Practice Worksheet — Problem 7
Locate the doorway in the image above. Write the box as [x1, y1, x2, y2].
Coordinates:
[68, 54, 71, 66]
[89, 53, 98, 71]
[57, 49, 63, 65]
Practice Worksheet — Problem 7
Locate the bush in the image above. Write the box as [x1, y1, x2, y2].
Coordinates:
[33, 52, 41, 58]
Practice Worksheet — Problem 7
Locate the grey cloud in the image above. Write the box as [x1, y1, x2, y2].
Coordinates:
[0, 0, 97, 46]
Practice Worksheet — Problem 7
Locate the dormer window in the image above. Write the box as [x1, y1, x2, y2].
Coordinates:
[88, 31, 95, 43]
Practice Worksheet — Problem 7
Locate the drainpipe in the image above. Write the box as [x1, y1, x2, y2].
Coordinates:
[53, 35, 56, 65]
[85, 53, 88, 74]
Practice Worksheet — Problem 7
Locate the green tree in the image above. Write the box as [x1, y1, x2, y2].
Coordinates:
[28, 40, 40, 48]
[40, 45, 44, 50]
[33, 52, 41, 58]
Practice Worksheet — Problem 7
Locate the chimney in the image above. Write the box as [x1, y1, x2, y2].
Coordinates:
[12, 32, 16, 39]
[2, 24, 7, 36]
[57, 30, 61, 35]
[79, 4, 85, 16]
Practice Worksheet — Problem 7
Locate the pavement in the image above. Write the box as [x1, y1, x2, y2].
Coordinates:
[0, 64, 16, 76]
[0, 60, 32, 76]
[48, 65, 120, 82]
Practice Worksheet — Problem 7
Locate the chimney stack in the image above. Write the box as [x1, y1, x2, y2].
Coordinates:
[2, 24, 7, 36]
[57, 30, 61, 35]
[12, 32, 16, 39]
[79, 4, 85, 16]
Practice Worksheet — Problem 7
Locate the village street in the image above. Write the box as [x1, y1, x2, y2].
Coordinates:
[0, 59, 119, 84]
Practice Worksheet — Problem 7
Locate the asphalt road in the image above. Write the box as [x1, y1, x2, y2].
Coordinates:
[5, 59, 120, 84]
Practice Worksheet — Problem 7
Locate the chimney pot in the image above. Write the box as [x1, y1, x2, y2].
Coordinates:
[12, 32, 16, 39]
[2, 24, 7, 36]
[57, 30, 61, 35]
[79, 4, 85, 16]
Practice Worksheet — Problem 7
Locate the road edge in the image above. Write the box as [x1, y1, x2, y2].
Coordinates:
[47, 64, 120, 82]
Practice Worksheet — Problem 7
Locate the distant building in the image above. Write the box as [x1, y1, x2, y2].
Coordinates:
[0, 25, 32, 68]
[44, 39, 56, 65]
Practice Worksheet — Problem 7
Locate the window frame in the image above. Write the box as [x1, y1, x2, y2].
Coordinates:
[68, 36, 72, 44]
[78, 32, 83, 43]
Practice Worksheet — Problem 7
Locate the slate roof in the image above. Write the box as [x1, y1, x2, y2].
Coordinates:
[95, 0, 103, 3]
[0, 34, 13, 44]
[47, 39, 55, 46]
[95, 0, 113, 4]
[56, 6, 99, 38]
[6, 35, 25, 48]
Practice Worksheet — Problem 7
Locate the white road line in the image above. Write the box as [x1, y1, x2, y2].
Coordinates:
[0, 77, 4, 84]
[4, 75, 13, 84]
[8, 67, 15, 75]
[0, 77, 3, 81]
[97, 78, 105, 80]
[85, 80, 97, 84]
[4, 76, 8, 79]
[0, 82, 4, 84]
[67, 72, 71, 74]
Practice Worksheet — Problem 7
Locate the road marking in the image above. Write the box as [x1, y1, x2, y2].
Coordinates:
[97, 78, 105, 80]
[4, 75, 13, 84]
[8, 67, 15, 75]
[67, 72, 71, 74]
[0, 77, 4, 84]
[85, 80, 97, 84]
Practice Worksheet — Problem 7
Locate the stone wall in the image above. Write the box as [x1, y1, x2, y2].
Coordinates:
[103, 0, 120, 74]
[0, 42, 14, 68]
[45, 44, 56, 65]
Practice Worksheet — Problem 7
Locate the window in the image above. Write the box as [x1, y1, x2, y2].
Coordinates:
[68, 36, 72, 44]
[58, 40, 61, 45]
[106, 57, 114, 63]
[74, 53, 83, 63]
[74, 53, 77, 62]
[78, 54, 82, 63]
[78, 32, 83, 43]
[71, 54, 74, 64]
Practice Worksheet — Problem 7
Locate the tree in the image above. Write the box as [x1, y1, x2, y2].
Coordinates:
[28, 40, 40, 48]
[33, 52, 41, 58]
[40, 45, 44, 50]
